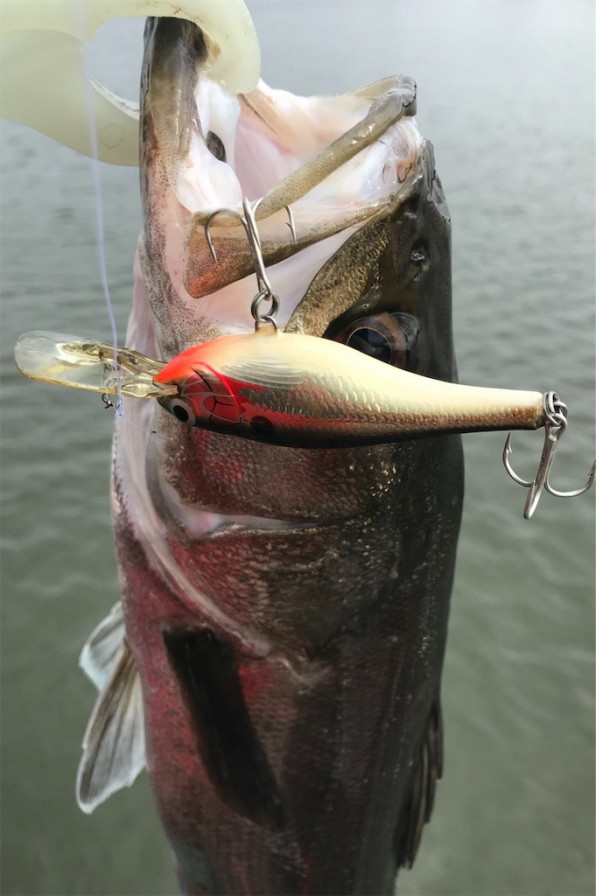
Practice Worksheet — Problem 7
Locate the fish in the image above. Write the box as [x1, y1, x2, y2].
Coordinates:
[77, 15, 465, 895]
[3, 2, 463, 885]
[8, 8, 594, 894]
[2, 3, 592, 892]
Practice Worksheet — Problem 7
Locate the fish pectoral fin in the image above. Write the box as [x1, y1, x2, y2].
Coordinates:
[394, 699, 443, 869]
[79, 602, 125, 691]
[76, 640, 146, 814]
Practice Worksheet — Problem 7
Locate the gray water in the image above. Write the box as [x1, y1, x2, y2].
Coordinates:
[1, 2, 594, 894]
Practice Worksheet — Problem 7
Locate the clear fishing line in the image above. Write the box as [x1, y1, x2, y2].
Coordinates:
[75, 0, 124, 416]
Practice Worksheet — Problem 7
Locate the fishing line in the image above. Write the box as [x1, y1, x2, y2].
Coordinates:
[75, 0, 124, 417]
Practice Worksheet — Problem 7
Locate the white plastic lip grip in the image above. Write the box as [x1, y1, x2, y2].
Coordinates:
[0, 0, 261, 164]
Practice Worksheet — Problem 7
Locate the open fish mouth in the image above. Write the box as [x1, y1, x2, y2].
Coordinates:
[140, 16, 423, 339]
[2, 5, 422, 342]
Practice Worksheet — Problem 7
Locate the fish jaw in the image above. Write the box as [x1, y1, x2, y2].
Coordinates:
[112, 15, 463, 895]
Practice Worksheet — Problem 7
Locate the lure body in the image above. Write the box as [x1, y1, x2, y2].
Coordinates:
[14, 326, 545, 445]
[154, 326, 545, 445]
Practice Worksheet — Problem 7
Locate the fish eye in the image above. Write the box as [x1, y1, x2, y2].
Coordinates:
[165, 397, 196, 426]
[345, 326, 393, 363]
[337, 313, 420, 369]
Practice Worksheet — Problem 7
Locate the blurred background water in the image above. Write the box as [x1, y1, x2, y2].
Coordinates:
[1, 1, 594, 894]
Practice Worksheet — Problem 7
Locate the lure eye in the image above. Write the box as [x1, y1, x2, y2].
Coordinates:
[163, 396, 196, 426]
[338, 313, 420, 369]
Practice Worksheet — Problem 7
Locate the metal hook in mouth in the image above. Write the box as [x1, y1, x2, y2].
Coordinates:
[503, 391, 596, 519]
[204, 199, 296, 331]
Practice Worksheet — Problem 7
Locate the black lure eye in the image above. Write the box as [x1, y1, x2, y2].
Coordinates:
[337, 313, 420, 369]
[166, 397, 196, 426]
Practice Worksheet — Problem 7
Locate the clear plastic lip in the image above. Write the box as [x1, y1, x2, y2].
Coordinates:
[13, 330, 176, 399]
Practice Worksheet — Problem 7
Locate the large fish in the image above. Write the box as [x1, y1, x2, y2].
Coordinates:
[66, 16, 465, 894]
[1, 5, 463, 889]
[3, 4, 595, 894]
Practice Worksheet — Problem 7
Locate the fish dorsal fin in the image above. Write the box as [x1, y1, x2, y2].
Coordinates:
[394, 699, 443, 869]
[76, 639, 146, 814]
[79, 602, 126, 691]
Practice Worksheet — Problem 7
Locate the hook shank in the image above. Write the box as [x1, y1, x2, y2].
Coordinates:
[203, 198, 295, 331]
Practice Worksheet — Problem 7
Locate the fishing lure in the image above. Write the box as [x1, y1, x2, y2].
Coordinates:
[14, 324, 595, 518]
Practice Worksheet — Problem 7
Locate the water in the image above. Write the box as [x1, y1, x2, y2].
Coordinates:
[1, 2, 594, 894]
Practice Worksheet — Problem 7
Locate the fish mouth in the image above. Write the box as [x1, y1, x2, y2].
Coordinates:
[141, 16, 423, 335]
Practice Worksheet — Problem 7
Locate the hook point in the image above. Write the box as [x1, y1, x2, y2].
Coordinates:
[503, 393, 595, 518]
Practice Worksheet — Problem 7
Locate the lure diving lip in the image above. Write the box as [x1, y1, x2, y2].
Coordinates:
[13, 330, 176, 400]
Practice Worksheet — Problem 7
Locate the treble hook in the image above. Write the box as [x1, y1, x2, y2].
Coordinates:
[204, 199, 296, 331]
[503, 391, 596, 519]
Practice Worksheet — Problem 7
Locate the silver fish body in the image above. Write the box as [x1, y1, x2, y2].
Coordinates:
[108, 16, 463, 895]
